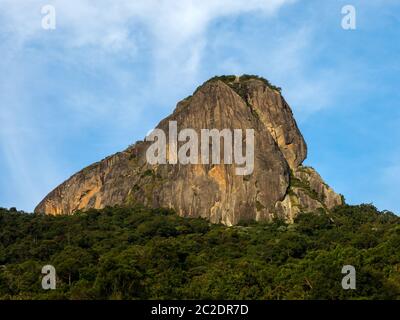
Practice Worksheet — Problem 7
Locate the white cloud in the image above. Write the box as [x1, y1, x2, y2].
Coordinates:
[0, 0, 297, 101]
[1, 0, 294, 49]
[0, 0, 296, 211]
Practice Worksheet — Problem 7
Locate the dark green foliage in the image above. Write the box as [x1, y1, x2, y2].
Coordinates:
[239, 74, 282, 92]
[289, 170, 321, 201]
[194, 74, 282, 97]
[205, 74, 282, 93]
[0, 204, 399, 300]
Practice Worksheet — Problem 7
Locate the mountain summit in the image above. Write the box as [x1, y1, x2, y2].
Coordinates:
[35, 75, 342, 225]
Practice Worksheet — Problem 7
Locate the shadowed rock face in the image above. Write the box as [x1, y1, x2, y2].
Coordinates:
[35, 76, 342, 225]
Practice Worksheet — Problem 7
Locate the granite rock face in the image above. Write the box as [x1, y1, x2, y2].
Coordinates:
[35, 76, 342, 225]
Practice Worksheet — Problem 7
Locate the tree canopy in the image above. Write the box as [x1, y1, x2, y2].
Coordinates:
[0, 204, 399, 299]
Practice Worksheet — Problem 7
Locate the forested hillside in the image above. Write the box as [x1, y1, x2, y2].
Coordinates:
[0, 205, 399, 299]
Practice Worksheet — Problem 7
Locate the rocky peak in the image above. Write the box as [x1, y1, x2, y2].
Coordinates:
[35, 75, 342, 225]
[190, 75, 307, 169]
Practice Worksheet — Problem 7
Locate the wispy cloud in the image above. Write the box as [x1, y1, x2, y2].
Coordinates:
[0, 0, 295, 211]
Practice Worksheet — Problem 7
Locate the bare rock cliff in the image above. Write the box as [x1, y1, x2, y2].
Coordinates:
[35, 75, 342, 225]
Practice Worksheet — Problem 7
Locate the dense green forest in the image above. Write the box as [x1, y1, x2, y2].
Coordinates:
[0, 204, 399, 300]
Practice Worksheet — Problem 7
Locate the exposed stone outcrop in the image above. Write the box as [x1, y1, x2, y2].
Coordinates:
[275, 166, 343, 222]
[35, 75, 342, 225]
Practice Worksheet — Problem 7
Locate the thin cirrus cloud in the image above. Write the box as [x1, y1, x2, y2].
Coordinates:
[1, 0, 295, 49]
[0, 0, 296, 211]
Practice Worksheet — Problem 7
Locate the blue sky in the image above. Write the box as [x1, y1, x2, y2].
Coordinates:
[0, 0, 399, 213]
